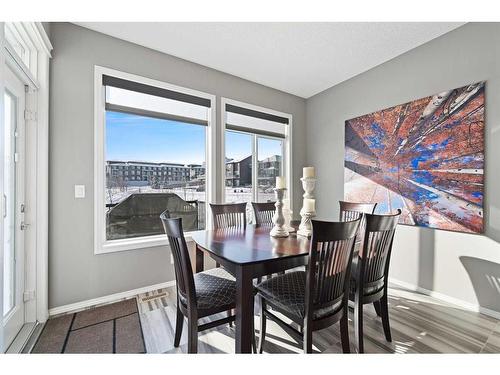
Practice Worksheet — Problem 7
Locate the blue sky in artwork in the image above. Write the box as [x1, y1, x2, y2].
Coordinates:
[106, 111, 282, 164]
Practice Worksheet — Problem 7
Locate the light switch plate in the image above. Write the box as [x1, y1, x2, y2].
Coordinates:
[74, 185, 86, 199]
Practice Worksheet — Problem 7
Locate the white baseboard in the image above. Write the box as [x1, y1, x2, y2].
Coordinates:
[389, 278, 500, 321]
[48, 280, 176, 317]
[49, 277, 500, 321]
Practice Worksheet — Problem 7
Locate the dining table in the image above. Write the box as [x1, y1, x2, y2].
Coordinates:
[190, 225, 310, 353]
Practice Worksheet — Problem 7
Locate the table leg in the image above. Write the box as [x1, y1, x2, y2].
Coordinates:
[195, 245, 204, 273]
[235, 265, 254, 354]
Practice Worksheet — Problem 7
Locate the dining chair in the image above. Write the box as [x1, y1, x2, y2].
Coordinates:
[339, 201, 377, 275]
[209, 202, 248, 325]
[209, 202, 247, 268]
[160, 211, 238, 353]
[339, 201, 377, 222]
[251, 201, 285, 279]
[339, 201, 377, 314]
[256, 218, 361, 353]
[350, 209, 401, 353]
[210, 202, 247, 229]
[251, 201, 276, 226]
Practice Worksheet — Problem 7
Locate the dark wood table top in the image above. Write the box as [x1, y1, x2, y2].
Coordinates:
[190, 225, 310, 265]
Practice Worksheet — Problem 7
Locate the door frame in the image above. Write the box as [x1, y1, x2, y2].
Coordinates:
[0, 22, 52, 352]
[1, 23, 5, 352]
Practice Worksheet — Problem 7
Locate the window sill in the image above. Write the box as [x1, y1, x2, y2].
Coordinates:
[95, 233, 196, 255]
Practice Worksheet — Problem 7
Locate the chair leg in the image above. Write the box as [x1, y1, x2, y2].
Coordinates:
[187, 316, 198, 354]
[340, 311, 350, 354]
[303, 326, 313, 354]
[174, 304, 184, 347]
[258, 297, 267, 354]
[380, 294, 392, 342]
[373, 301, 382, 317]
[354, 294, 364, 353]
[251, 313, 257, 354]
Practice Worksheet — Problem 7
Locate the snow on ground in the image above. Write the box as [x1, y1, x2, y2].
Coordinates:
[106, 185, 275, 206]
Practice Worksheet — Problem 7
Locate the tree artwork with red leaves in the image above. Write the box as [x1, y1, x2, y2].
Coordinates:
[345, 82, 485, 233]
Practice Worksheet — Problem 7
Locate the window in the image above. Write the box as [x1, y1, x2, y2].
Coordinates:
[223, 99, 291, 222]
[95, 67, 215, 253]
[257, 137, 284, 203]
[3, 91, 17, 317]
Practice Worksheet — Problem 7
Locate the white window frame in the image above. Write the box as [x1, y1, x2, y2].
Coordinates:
[94, 66, 216, 254]
[221, 97, 293, 207]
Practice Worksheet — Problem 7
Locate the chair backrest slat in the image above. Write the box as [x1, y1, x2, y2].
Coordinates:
[305, 218, 360, 318]
[359, 210, 401, 287]
[251, 202, 276, 226]
[160, 211, 195, 307]
[210, 203, 247, 229]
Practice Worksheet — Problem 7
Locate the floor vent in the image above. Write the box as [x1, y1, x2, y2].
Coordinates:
[141, 291, 168, 303]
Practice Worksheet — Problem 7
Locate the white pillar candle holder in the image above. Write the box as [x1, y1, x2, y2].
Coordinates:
[283, 206, 295, 232]
[298, 176, 317, 238]
[282, 199, 295, 232]
[297, 209, 315, 238]
[270, 188, 289, 238]
[300, 177, 316, 199]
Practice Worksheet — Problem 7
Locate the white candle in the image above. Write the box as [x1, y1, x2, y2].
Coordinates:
[303, 167, 315, 178]
[276, 176, 286, 189]
[303, 198, 315, 213]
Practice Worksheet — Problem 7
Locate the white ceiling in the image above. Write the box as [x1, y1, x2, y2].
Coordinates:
[76, 22, 464, 98]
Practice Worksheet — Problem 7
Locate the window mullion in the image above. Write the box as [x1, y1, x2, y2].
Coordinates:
[252, 134, 258, 203]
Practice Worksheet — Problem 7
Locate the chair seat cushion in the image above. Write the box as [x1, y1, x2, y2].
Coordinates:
[179, 267, 236, 311]
[256, 271, 342, 321]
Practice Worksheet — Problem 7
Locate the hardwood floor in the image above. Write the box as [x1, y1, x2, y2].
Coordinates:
[136, 285, 500, 354]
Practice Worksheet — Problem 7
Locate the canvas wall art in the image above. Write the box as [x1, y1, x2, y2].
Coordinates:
[344, 81, 485, 233]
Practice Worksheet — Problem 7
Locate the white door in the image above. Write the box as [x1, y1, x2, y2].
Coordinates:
[2, 66, 26, 349]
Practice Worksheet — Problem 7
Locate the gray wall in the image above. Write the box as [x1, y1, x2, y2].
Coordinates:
[306, 22, 500, 314]
[49, 23, 307, 308]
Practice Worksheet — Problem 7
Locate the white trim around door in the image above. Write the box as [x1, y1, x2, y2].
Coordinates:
[1, 22, 52, 353]
[1, 20, 6, 354]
